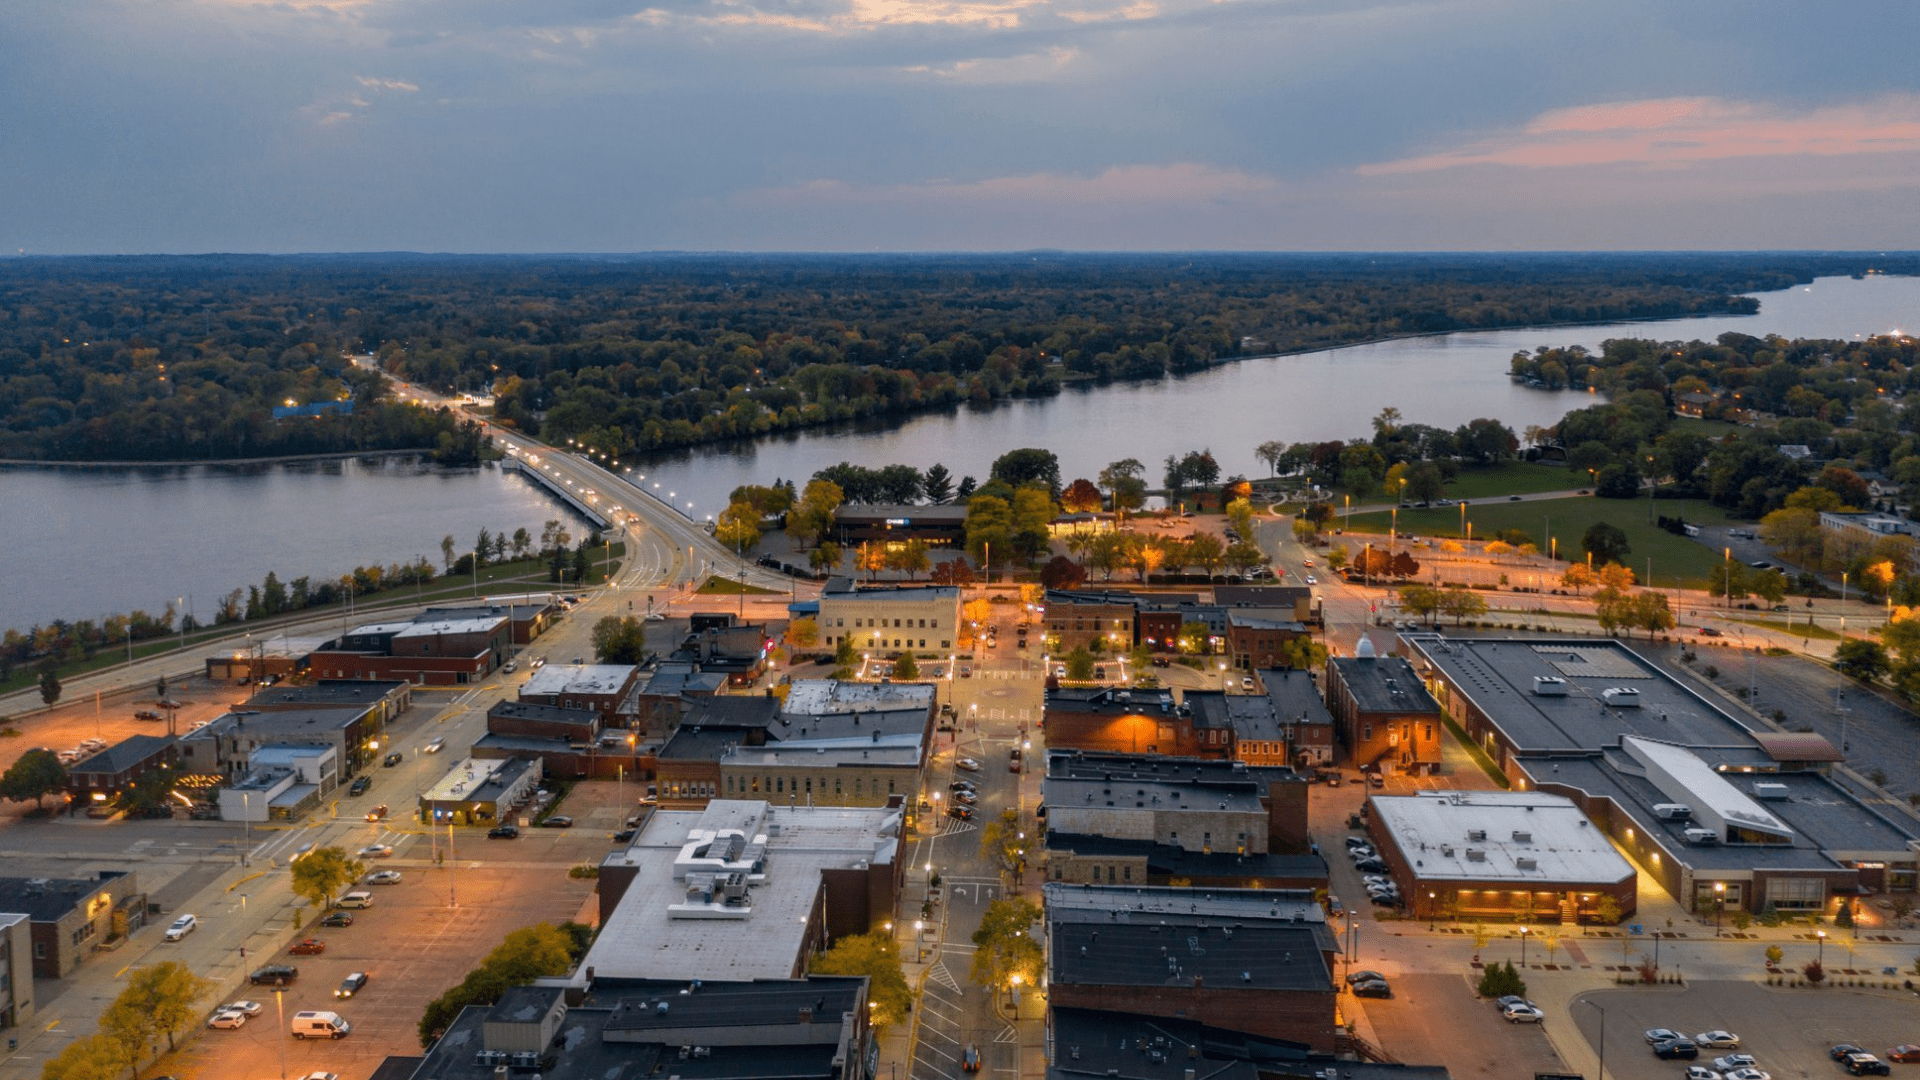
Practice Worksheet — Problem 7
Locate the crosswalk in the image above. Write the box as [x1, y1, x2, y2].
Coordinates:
[970, 706, 1032, 722]
[939, 818, 978, 837]
[927, 959, 964, 993]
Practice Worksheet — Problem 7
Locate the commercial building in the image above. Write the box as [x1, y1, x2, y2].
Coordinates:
[674, 624, 773, 687]
[815, 580, 961, 654]
[417, 756, 543, 826]
[1043, 591, 1140, 653]
[1366, 791, 1637, 924]
[632, 663, 727, 739]
[408, 977, 871, 1080]
[0, 872, 144, 979]
[1042, 688, 1226, 759]
[243, 679, 413, 726]
[1184, 671, 1336, 770]
[520, 664, 643, 726]
[471, 700, 638, 781]
[421, 594, 560, 645]
[1047, 1008, 1451, 1080]
[831, 502, 969, 545]
[1324, 636, 1444, 777]
[1820, 511, 1918, 564]
[308, 613, 511, 685]
[177, 704, 381, 779]
[1044, 884, 1338, 1051]
[65, 735, 178, 810]
[1224, 612, 1309, 671]
[0, 913, 33, 1029]
[1404, 633, 1920, 914]
[587, 799, 902, 983]
[218, 743, 339, 821]
[1042, 750, 1311, 858]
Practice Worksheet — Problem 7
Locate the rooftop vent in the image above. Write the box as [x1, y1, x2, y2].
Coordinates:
[1467, 829, 1487, 842]
[1465, 848, 1487, 862]
[1515, 857, 1537, 871]
[1531, 676, 1569, 696]
[1511, 830, 1532, 843]
[1601, 687, 1642, 708]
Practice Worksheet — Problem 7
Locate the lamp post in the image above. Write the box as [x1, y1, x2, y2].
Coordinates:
[1713, 882, 1724, 936]
[274, 987, 288, 1080]
[1519, 926, 1530, 967]
[1586, 999, 1607, 1080]
[1428, 891, 1437, 931]
[1817, 929, 1827, 966]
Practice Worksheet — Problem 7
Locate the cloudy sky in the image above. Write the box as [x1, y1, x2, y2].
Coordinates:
[6, 0, 1919, 252]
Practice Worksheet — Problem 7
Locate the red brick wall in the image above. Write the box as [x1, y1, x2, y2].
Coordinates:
[1266, 781, 1309, 853]
[1043, 709, 1213, 758]
[1049, 983, 1335, 1051]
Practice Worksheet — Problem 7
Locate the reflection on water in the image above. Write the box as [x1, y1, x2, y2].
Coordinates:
[7, 274, 1917, 632]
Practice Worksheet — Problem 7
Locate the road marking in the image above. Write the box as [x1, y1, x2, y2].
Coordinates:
[928, 960, 963, 993]
[994, 1023, 1018, 1044]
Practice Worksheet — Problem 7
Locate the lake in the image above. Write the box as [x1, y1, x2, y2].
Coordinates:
[5, 272, 1915, 633]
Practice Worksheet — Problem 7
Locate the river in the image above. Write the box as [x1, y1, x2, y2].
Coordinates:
[4, 273, 1914, 634]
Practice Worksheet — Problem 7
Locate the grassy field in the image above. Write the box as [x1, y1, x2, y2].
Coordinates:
[1328, 462, 1586, 505]
[1347, 495, 1743, 589]
[698, 575, 783, 596]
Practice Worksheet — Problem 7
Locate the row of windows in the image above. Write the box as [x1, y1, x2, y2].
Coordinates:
[1056, 863, 1135, 883]
[828, 616, 942, 629]
[725, 775, 899, 796]
[1360, 723, 1435, 742]
[664, 781, 714, 798]
[821, 635, 952, 650]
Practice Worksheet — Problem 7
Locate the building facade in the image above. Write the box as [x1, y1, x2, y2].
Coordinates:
[815, 581, 961, 653]
[1324, 638, 1444, 776]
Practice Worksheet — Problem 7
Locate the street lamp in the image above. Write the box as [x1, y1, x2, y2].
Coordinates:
[274, 987, 288, 1080]
[1519, 926, 1530, 967]
[1586, 999, 1607, 1080]
[1428, 891, 1437, 930]
[1817, 929, 1827, 965]
[1713, 882, 1725, 936]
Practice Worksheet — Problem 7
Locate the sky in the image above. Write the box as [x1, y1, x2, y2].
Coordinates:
[5, 0, 1920, 253]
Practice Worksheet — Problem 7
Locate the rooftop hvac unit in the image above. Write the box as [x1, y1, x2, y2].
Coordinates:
[1753, 782, 1790, 801]
[1467, 829, 1487, 842]
[1601, 687, 1642, 708]
[1511, 831, 1532, 843]
[1465, 849, 1487, 862]
[1439, 845, 1455, 857]
[1532, 676, 1569, 697]
[1684, 827, 1719, 846]
[509, 1052, 542, 1069]
[475, 1051, 509, 1066]
[1515, 857, 1537, 870]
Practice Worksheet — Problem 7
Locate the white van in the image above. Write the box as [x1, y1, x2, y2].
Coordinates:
[290, 1010, 351, 1039]
[335, 891, 375, 909]
[164, 913, 197, 941]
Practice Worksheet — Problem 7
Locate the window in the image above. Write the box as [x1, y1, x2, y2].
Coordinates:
[941, 640, 951, 648]
[1363, 723, 1373, 741]
[1425, 725, 1434, 741]
[1123, 865, 1131, 881]
[919, 639, 926, 647]
[932, 618, 939, 628]
[888, 780, 895, 793]
[728, 777, 735, 793]
[805, 779, 813, 793]
[835, 778, 842, 794]
[776, 778, 784, 793]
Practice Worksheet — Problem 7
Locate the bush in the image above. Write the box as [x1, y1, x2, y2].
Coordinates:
[1804, 959, 1826, 984]
[1476, 959, 1526, 999]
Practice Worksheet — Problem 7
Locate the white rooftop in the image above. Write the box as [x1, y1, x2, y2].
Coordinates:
[782, 679, 935, 717]
[1042, 883, 1326, 925]
[1369, 791, 1636, 885]
[583, 799, 900, 983]
[521, 664, 636, 698]
[346, 621, 416, 637]
[1623, 736, 1793, 841]
[421, 757, 514, 802]
[723, 743, 922, 768]
[394, 616, 507, 638]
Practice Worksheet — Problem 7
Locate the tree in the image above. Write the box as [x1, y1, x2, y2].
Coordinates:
[1437, 586, 1488, 626]
[1009, 485, 1057, 565]
[1041, 555, 1088, 590]
[592, 615, 648, 665]
[1186, 533, 1227, 577]
[964, 495, 1014, 571]
[1561, 563, 1594, 595]
[923, 463, 954, 505]
[419, 923, 578, 1046]
[1225, 498, 1256, 539]
[0, 748, 67, 808]
[886, 538, 931, 580]
[1065, 646, 1095, 681]
[1750, 567, 1788, 605]
[969, 897, 1043, 994]
[809, 931, 911, 1030]
[785, 618, 819, 651]
[113, 961, 215, 1052]
[990, 448, 1062, 496]
[1398, 584, 1442, 624]
[1582, 521, 1631, 567]
[1593, 895, 1623, 926]
[1475, 959, 1526, 1000]
[441, 533, 457, 570]
[41, 1034, 130, 1080]
[511, 527, 532, 560]
[892, 653, 920, 680]
[1060, 478, 1104, 513]
[1761, 506, 1823, 565]
[1254, 439, 1287, 476]
[808, 541, 842, 574]
[1834, 639, 1891, 683]
[289, 847, 365, 910]
[1407, 461, 1445, 505]
[1225, 541, 1265, 577]
[787, 478, 845, 549]
[1709, 560, 1748, 601]
[715, 501, 761, 554]
[978, 808, 1036, 879]
[38, 666, 61, 706]
[114, 764, 179, 816]
[929, 557, 975, 586]
[1631, 592, 1676, 638]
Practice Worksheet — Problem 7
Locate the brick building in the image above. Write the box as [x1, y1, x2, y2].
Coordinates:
[65, 735, 178, 810]
[519, 664, 642, 726]
[814, 580, 961, 653]
[0, 872, 145, 979]
[1324, 636, 1443, 777]
[1043, 590, 1139, 653]
[1042, 688, 1226, 759]
[1224, 612, 1308, 671]
[308, 614, 510, 685]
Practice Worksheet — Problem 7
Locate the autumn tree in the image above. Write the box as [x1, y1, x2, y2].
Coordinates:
[0, 748, 67, 808]
[289, 847, 365, 910]
[592, 615, 648, 665]
[969, 897, 1044, 995]
[809, 932, 911, 1030]
[1060, 478, 1104, 513]
[715, 501, 762, 554]
[419, 923, 579, 1046]
[785, 617, 819, 651]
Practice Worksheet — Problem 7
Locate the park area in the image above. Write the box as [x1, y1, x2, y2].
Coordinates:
[1346, 494, 1747, 590]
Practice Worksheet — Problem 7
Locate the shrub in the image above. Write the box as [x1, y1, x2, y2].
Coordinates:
[1804, 959, 1826, 984]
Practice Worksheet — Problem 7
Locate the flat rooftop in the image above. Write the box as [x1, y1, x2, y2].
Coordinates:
[723, 744, 922, 769]
[1369, 792, 1635, 885]
[1044, 883, 1328, 930]
[1328, 652, 1441, 715]
[1046, 832, 1327, 883]
[584, 800, 900, 983]
[0, 873, 129, 922]
[1403, 636, 1766, 754]
[781, 679, 935, 717]
[1045, 775, 1266, 815]
[422, 757, 518, 802]
[396, 616, 506, 638]
[1051, 920, 1330, 991]
[246, 680, 405, 707]
[522, 664, 638, 698]
[1048, 1008, 1450, 1080]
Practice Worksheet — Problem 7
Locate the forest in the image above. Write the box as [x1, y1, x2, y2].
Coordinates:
[4, 251, 1913, 463]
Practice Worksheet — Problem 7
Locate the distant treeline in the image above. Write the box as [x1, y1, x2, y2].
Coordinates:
[3, 252, 1916, 463]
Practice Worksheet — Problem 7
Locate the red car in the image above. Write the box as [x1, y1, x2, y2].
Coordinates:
[288, 939, 326, 956]
[1889, 1046, 1920, 1064]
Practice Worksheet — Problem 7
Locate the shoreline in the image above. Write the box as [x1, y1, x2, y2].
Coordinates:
[0, 448, 431, 470]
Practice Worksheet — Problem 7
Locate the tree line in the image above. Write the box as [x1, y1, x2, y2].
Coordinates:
[11, 252, 1901, 464]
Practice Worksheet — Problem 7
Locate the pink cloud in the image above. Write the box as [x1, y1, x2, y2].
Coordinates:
[1361, 95, 1920, 175]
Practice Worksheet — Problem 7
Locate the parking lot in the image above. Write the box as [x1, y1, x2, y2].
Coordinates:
[1356, 973, 1570, 1080]
[153, 846, 602, 1080]
[1573, 981, 1920, 1080]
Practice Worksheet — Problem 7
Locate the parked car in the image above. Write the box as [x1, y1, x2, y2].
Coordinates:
[961, 1045, 981, 1072]
[289, 938, 327, 956]
[611, 829, 636, 843]
[336, 972, 369, 999]
[320, 912, 354, 928]
[165, 914, 197, 941]
[1354, 857, 1387, 873]
[956, 758, 982, 772]
[1887, 1046, 1920, 1063]
[365, 870, 403, 885]
[1502, 1003, 1544, 1024]
[1845, 1054, 1891, 1076]
[1712, 1055, 1757, 1072]
[953, 790, 978, 804]
[1345, 970, 1387, 986]
[1495, 996, 1536, 1011]
[946, 806, 973, 821]
[1832, 1045, 1869, 1062]
[1655, 1039, 1700, 1060]
[488, 825, 520, 839]
[1345, 836, 1373, 850]
[542, 816, 574, 828]
[207, 1010, 248, 1030]
[1350, 979, 1392, 998]
[348, 776, 371, 796]
[1722, 1070, 1769, 1080]
[223, 1000, 263, 1017]
[950, 779, 978, 792]
[1646, 1028, 1685, 1044]
[1695, 1032, 1741, 1049]
[249, 965, 298, 986]
[1682, 1067, 1719, 1080]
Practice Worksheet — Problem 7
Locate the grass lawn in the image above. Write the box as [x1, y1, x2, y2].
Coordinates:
[1332, 462, 1585, 505]
[697, 575, 782, 596]
[1347, 495, 1744, 590]
[1671, 416, 1746, 439]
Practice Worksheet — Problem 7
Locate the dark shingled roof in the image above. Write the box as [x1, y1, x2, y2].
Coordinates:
[1049, 920, 1331, 991]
